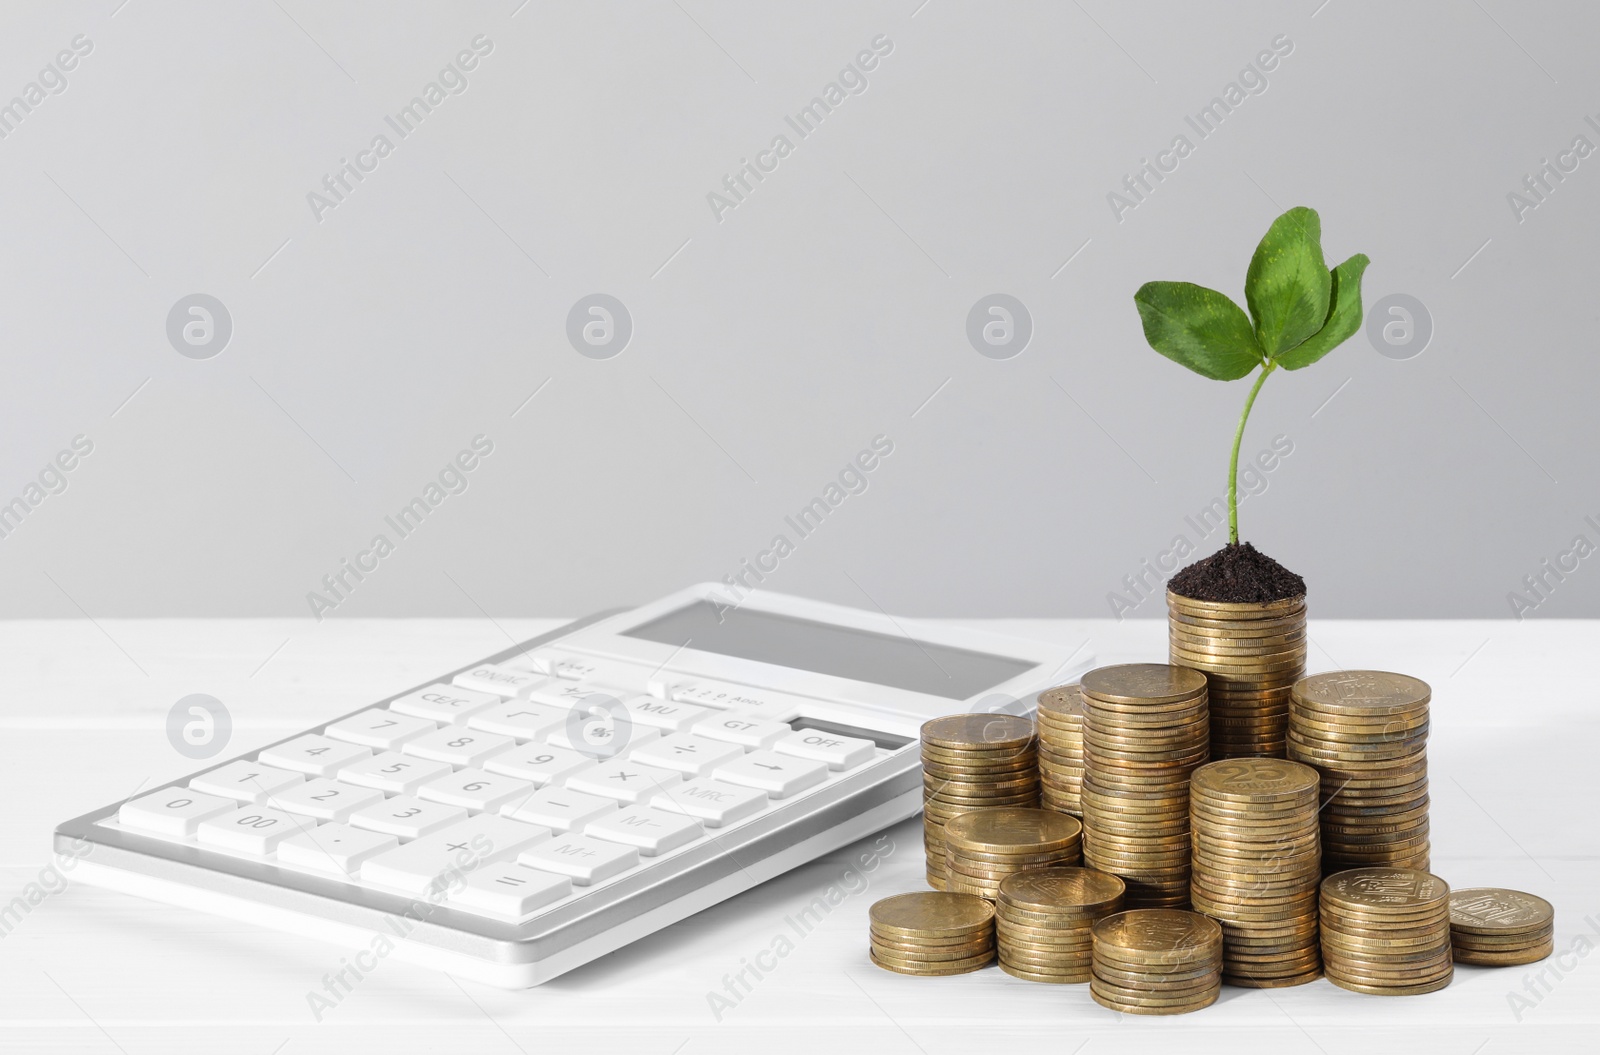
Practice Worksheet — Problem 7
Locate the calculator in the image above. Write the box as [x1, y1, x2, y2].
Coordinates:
[58, 584, 1091, 987]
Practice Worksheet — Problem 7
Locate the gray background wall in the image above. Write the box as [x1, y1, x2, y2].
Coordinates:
[0, 0, 1596, 622]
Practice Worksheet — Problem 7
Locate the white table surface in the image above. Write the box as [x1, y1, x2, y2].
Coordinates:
[2, 617, 1595, 1055]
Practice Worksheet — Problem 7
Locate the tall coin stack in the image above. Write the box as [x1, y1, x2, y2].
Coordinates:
[1090, 909, 1224, 1015]
[1036, 684, 1087, 817]
[1320, 868, 1453, 995]
[1167, 590, 1306, 758]
[920, 714, 1039, 890]
[869, 892, 996, 976]
[1288, 671, 1431, 873]
[1449, 888, 1555, 966]
[1189, 758, 1323, 987]
[943, 808, 1082, 900]
[1080, 664, 1210, 908]
[995, 866, 1125, 983]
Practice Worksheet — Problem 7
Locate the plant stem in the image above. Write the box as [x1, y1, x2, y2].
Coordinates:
[1228, 362, 1275, 545]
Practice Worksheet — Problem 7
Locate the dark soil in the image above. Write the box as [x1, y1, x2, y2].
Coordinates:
[1167, 542, 1305, 604]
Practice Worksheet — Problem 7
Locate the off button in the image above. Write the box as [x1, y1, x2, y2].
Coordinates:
[772, 730, 876, 771]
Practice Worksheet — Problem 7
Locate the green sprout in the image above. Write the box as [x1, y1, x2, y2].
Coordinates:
[1134, 206, 1369, 545]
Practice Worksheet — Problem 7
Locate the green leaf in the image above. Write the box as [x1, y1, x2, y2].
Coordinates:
[1276, 253, 1370, 370]
[1245, 206, 1331, 358]
[1133, 281, 1264, 381]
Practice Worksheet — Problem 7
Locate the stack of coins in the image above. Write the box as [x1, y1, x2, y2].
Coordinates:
[1090, 909, 1223, 1015]
[1449, 888, 1555, 966]
[943, 808, 1082, 900]
[995, 866, 1125, 983]
[1288, 671, 1431, 873]
[1320, 867, 1453, 995]
[1189, 758, 1323, 987]
[869, 891, 995, 976]
[1036, 684, 1087, 817]
[1080, 664, 1209, 907]
[1167, 591, 1305, 759]
[921, 714, 1039, 889]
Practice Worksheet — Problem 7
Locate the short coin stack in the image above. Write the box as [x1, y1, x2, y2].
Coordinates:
[1189, 758, 1323, 987]
[869, 891, 996, 976]
[1036, 684, 1087, 817]
[995, 866, 1125, 983]
[1090, 909, 1224, 1014]
[1448, 888, 1555, 966]
[1080, 664, 1210, 907]
[1167, 590, 1306, 758]
[921, 714, 1039, 890]
[943, 807, 1083, 900]
[1320, 867, 1453, 995]
[1288, 671, 1431, 873]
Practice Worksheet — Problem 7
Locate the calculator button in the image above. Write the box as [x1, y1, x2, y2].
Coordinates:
[629, 733, 745, 776]
[120, 789, 236, 836]
[651, 778, 768, 826]
[451, 861, 572, 916]
[525, 680, 606, 709]
[651, 680, 804, 721]
[389, 685, 500, 724]
[501, 787, 617, 832]
[712, 751, 829, 798]
[338, 752, 454, 795]
[418, 769, 535, 812]
[324, 709, 436, 750]
[402, 728, 515, 767]
[467, 701, 569, 740]
[453, 663, 549, 699]
[361, 815, 550, 894]
[619, 695, 711, 733]
[517, 651, 602, 681]
[268, 778, 384, 822]
[773, 730, 877, 771]
[566, 760, 684, 805]
[198, 807, 312, 853]
[482, 743, 596, 786]
[694, 711, 792, 749]
[518, 835, 638, 884]
[349, 796, 467, 840]
[277, 823, 398, 877]
[257, 735, 372, 778]
[189, 761, 304, 804]
[544, 702, 660, 757]
[584, 806, 703, 855]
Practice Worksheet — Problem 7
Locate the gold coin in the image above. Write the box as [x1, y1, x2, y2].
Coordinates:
[1292, 671, 1430, 714]
[998, 961, 1091, 984]
[1448, 888, 1554, 935]
[1092, 909, 1221, 959]
[921, 713, 1035, 751]
[1191, 758, 1318, 801]
[870, 937, 996, 961]
[1452, 940, 1553, 966]
[996, 865, 1125, 912]
[869, 949, 992, 975]
[869, 891, 995, 939]
[1036, 684, 1089, 718]
[1081, 663, 1209, 705]
[943, 808, 1082, 854]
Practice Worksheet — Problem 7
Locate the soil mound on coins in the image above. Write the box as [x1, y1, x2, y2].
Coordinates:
[1168, 542, 1305, 604]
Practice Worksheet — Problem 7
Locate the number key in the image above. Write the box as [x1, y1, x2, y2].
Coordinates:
[258, 735, 371, 778]
[197, 806, 313, 853]
[402, 728, 515, 767]
[268, 778, 384, 822]
[338, 752, 453, 794]
[324, 709, 436, 750]
[188, 760, 304, 804]
[349, 796, 466, 839]
[120, 789, 235, 837]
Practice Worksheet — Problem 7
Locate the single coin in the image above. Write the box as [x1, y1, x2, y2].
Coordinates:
[869, 949, 993, 976]
[996, 866, 1125, 912]
[921, 712, 1036, 751]
[869, 891, 995, 939]
[1036, 684, 1089, 718]
[1452, 940, 1554, 966]
[1092, 909, 1221, 959]
[943, 808, 1082, 854]
[1448, 888, 1554, 936]
[1081, 664, 1209, 705]
[1292, 671, 1431, 715]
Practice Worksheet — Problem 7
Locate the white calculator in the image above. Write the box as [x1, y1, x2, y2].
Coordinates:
[58, 584, 1090, 987]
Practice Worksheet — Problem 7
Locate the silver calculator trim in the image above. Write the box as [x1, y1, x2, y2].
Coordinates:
[55, 610, 923, 969]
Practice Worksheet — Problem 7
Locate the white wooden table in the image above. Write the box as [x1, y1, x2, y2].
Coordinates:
[2, 618, 1594, 1054]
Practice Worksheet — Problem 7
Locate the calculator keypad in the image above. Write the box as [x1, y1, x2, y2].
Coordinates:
[110, 672, 890, 922]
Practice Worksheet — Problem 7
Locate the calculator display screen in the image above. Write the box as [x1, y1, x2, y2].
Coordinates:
[621, 601, 1035, 700]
